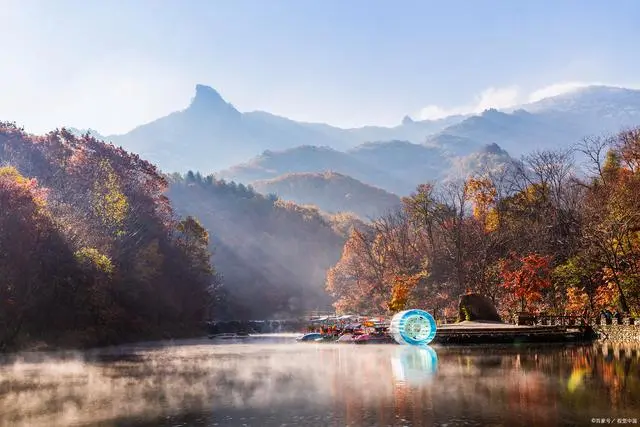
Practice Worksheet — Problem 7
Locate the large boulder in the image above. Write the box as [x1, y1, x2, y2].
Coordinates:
[458, 293, 502, 322]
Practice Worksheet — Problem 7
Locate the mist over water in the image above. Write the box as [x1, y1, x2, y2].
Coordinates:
[0, 335, 639, 426]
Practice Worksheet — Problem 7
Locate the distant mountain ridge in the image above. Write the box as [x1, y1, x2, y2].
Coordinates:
[217, 144, 414, 195]
[428, 86, 640, 156]
[252, 171, 402, 219]
[63, 83, 640, 200]
[218, 140, 512, 196]
[103, 84, 464, 173]
[521, 86, 640, 116]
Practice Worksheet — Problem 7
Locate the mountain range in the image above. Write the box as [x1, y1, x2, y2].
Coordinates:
[68, 84, 640, 203]
[91, 84, 468, 174]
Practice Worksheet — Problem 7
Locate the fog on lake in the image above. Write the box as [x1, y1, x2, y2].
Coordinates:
[0, 334, 639, 426]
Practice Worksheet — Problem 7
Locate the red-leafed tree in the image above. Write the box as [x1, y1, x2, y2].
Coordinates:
[500, 253, 553, 314]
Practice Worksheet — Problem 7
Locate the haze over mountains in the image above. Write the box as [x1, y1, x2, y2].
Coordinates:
[252, 172, 402, 219]
[67, 84, 640, 207]
[97, 84, 468, 174]
[167, 174, 361, 318]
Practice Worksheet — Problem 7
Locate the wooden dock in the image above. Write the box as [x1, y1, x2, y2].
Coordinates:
[433, 321, 595, 344]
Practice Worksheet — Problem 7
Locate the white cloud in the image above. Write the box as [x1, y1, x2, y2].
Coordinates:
[416, 81, 640, 121]
[417, 86, 519, 120]
[474, 86, 521, 111]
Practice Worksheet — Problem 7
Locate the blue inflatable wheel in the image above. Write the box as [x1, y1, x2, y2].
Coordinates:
[390, 309, 437, 345]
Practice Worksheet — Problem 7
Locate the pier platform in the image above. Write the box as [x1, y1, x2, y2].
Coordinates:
[433, 321, 595, 344]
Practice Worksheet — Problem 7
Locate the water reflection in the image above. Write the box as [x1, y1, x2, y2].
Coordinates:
[391, 345, 438, 386]
[0, 337, 639, 426]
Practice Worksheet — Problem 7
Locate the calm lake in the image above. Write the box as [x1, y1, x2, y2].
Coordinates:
[0, 334, 639, 426]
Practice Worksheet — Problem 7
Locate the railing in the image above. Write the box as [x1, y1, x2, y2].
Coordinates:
[535, 315, 589, 327]
[515, 313, 589, 326]
[516, 312, 638, 327]
[597, 314, 637, 326]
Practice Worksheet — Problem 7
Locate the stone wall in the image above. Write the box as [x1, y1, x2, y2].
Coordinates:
[595, 315, 640, 341]
[529, 314, 640, 341]
[596, 324, 640, 341]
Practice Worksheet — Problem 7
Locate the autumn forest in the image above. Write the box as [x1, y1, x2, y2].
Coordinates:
[328, 128, 640, 321]
[0, 123, 216, 350]
[2, 118, 640, 350]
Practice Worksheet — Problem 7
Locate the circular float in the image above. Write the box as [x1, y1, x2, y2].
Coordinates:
[389, 309, 437, 346]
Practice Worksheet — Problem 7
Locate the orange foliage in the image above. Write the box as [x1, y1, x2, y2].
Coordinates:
[465, 177, 497, 231]
[565, 287, 590, 316]
[326, 228, 390, 314]
[593, 282, 617, 312]
[387, 274, 421, 313]
[0, 166, 48, 212]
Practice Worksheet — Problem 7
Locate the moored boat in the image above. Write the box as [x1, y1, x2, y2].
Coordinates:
[208, 332, 251, 340]
[296, 332, 323, 342]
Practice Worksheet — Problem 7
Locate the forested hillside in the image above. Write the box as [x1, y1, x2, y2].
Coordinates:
[217, 145, 413, 195]
[167, 173, 363, 319]
[0, 123, 216, 350]
[252, 171, 401, 219]
[327, 128, 640, 320]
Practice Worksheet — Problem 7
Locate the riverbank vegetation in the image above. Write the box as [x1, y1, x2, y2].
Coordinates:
[0, 123, 217, 350]
[327, 128, 640, 321]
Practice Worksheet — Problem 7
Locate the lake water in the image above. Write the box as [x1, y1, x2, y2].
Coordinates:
[1, 334, 639, 427]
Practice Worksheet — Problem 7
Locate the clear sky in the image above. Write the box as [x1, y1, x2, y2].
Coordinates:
[1, 0, 639, 135]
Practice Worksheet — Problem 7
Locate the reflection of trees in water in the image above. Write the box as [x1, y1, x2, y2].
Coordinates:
[586, 343, 640, 409]
[1, 343, 640, 426]
[500, 343, 640, 413]
[424, 345, 640, 425]
[320, 343, 640, 426]
[322, 345, 439, 426]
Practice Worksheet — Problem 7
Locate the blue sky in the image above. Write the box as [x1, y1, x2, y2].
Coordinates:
[1, 0, 639, 134]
